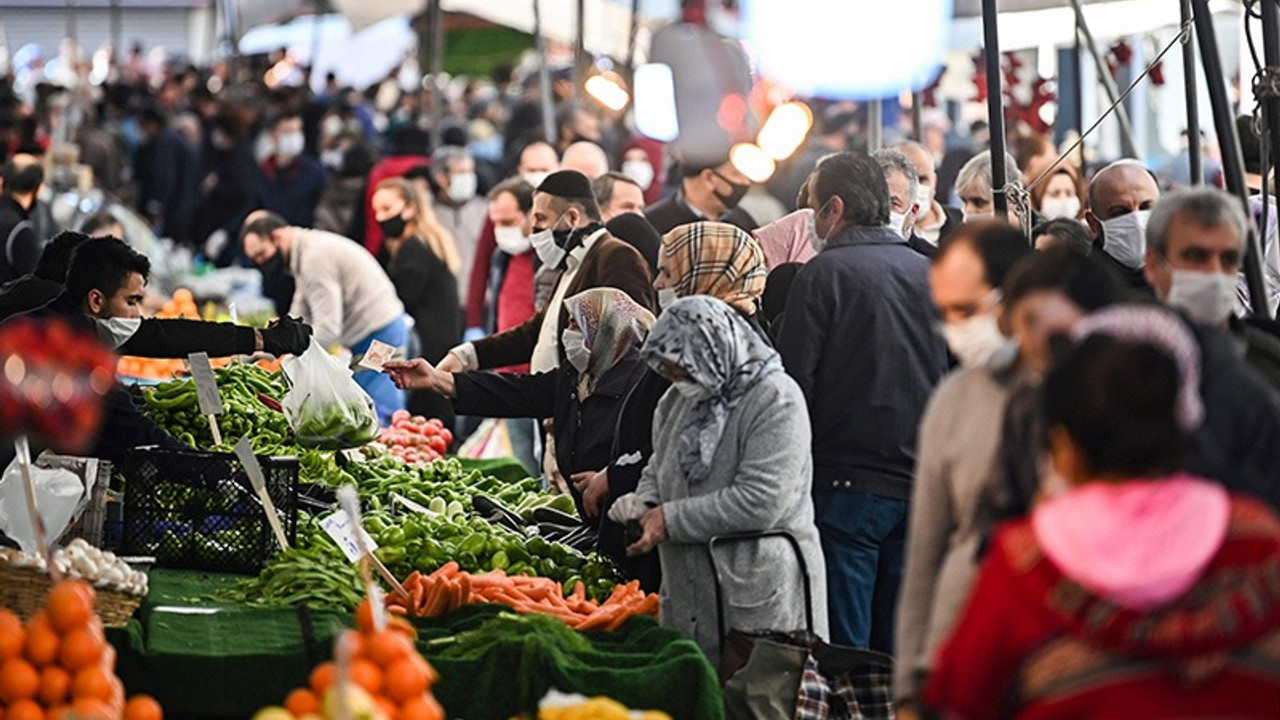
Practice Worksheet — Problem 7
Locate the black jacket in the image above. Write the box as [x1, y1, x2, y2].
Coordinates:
[643, 192, 758, 235]
[452, 349, 647, 520]
[778, 225, 949, 499]
[1092, 240, 1154, 293]
[0, 195, 39, 285]
[0, 274, 62, 322]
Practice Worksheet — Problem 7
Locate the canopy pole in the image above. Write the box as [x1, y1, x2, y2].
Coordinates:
[982, 0, 1009, 215]
[1181, 0, 1202, 184]
[1194, 0, 1270, 317]
[1069, 0, 1139, 158]
[868, 99, 883, 152]
[575, 0, 587, 98]
[911, 91, 924, 141]
[533, 0, 556, 144]
[1075, 26, 1086, 168]
[626, 0, 641, 81]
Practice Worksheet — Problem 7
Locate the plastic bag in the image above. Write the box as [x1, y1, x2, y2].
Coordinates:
[456, 418, 513, 460]
[0, 455, 85, 552]
[281, 338, 380, 449]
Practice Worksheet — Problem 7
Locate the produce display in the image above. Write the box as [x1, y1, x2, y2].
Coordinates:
[372, 411, 453, 466]
[0, 579, 162, 720]
[252, 600, 444, 720]
[139, 364, 291, 451]
[3, 542, 148, 598]
[534, 695, 673, 720]
[388, 564, 657, 631]
[290, 402, 380, 450]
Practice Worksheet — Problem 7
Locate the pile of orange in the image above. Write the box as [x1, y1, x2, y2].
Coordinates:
[274, 600, 444, 720]
[0, 580, 162, 720]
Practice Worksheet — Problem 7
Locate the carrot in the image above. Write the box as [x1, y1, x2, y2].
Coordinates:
[410, 582, 425, 612]
[572, 581, 586, 602]
[575, 605, 627, 631]
[419, 580, 443, 617]
[404, 571, 422, 588]
[636, 593, 659, 616]
[429, 561, 460, 580]
[387, 605, 408, 616]
[457, 574, 472, 606]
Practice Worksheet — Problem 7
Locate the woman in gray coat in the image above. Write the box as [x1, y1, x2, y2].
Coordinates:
[615, 296, 828, 661]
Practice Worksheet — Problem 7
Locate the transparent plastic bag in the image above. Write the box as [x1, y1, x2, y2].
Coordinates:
[281, 338, 379, 449]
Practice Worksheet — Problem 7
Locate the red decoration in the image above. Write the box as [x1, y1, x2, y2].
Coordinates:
[1149, 60, 1166, 86]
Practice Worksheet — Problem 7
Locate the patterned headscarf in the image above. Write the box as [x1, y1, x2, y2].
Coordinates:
[563, 288, 656, 397]
[1073, 305, 1204, 431]
[642, 296, 784, 486]
[660, 221, 768, 315]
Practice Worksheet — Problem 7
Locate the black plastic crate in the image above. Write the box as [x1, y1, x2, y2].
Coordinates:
[120, 447, 299, 574]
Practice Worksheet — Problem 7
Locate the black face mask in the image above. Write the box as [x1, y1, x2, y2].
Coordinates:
[3, 165, 44, 195]
[378, 214, 408, 239]
[712, 171, 750, 211]
[555, 222, 602, 251]
[255, 252, 287, 277]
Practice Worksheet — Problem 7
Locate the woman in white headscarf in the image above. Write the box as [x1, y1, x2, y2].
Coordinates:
[616, 296, 827, 660]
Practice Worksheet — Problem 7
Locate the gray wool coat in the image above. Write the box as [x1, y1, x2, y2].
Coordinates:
[635, 371, 829, 661]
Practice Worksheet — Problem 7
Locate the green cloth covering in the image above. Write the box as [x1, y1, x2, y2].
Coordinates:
[107, 571, 723, 720]
[456, 457, 532, 486]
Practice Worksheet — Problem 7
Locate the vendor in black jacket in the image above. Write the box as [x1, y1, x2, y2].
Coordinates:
[16, 238, 311, 461]
[385, 288, 654, 537]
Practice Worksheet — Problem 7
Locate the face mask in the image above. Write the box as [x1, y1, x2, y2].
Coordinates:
[621, 160, 655, 190]
[674, 380, 714, 402]
[941, 313, 1006, 368]
[810, 199, 835, 253]
[448, 172, 478, 202]
[494, 225, 532, 255]
[531, 214, 572, 268]
[963, 211, 994, 223]
[714, 175, 750, 211]
[522, 171, 550, 189]
[94, 316, 142, 349]
[320, 148, 345, 170]
[321, 115, 343, 140]
[562, 329, 591, 374]
[914, 184, 934, 220]
[1040, 196, 1081, 220]
[887, 211, 909, 239]
[378, 214, 408, 239]
[657, 287, 678, 309]
[1099, 210, 1152, 270]
[1166, 268, 1237, 326]
[276, 131, 305, 159]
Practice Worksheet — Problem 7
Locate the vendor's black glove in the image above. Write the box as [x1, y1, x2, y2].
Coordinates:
[260, 316, 312, 356]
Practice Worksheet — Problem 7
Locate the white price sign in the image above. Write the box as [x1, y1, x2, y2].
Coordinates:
[320, 508, 379, 563]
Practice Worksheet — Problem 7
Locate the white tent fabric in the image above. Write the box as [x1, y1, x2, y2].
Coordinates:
[238, 14, 416, 90]
[948, 0, 1238, 51]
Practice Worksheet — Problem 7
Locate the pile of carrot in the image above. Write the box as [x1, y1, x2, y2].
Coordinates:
[386, 562, 659, 632]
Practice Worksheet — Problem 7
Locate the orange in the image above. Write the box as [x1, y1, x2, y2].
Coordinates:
[283, 688, 320, 718]
[7, 699, 44, 720]
[0, 610, 25, 661]
[57, 629, 103, 671]
[374, 697, 397, 720]
[70, 666, 114, 702]
[0, 658, 40, 702]
[124, 695, 164, 720]
[383, 657, 429, 703]
[349, 659, 384, 695]
[364, 631, 413, 667]
[45, 705, 72, 720]
[70, 697, 115, 720]
[37, 666, 72, 706]
[308, 662, 336, 696]
[396, 695, 444, 720]
[46, 582, 95, 634]
[24, 616, 59, 668]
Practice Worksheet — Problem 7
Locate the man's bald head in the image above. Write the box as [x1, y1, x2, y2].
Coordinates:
[895, 142, 937, 188]
[1087, 160, 1160, 221]
[518, 141, 560, 175]
[560, 141, 609, 179]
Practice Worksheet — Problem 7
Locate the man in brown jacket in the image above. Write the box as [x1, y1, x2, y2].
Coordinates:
[440, 170, 656, 374]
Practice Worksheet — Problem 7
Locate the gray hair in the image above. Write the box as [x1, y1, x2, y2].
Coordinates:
[430, 145, 472, 174]
[872, 148, 919, 209]
[1146, 187, 1248, 257]
[955, 151, 1022, 199]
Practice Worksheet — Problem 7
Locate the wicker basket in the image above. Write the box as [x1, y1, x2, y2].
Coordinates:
[0, 563, 143, 627]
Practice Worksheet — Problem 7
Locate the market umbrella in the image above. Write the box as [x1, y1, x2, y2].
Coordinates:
[237, 14, 416, 91]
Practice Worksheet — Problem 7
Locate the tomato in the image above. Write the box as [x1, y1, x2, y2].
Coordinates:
[427, 436, 447, 454]
[426, 419, 444, 430]
[391, 409, 411, 423]
[440, 428, 453, 445]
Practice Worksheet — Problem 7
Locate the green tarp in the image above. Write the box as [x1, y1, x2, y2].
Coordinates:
[105, 571, 722, 720]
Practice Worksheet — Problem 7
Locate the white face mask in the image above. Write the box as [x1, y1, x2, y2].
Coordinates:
[1166, 268, 1237, 326]
[963, 211, 994, 223]
[522, 171, 550, 189]
[1100, 210, 1152, 270]
[562, 328, 590, 374]
[276, 131, 305, 159]
[1040, 196, 1081, 220]
[529, 228, 564, 268]
[941, 313, 1006, 368]
[95, 316, 142, 349]
[494, 225, 532, 255]
[449, 172, 478, 202]
[320, 148, 345, 170]
[621, 160, 655, 190]
[674, 379, 713, 402]
[914, 184, 934, 220]
[810, 199, 835, 253]
[887, 211, 909, 239]
[657, 287, 678, 310]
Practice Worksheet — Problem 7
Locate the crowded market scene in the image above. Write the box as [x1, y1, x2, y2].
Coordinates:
[3, 0, 1280, 717]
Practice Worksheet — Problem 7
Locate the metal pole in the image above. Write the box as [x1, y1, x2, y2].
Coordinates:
[430, 0, 445, 142]
[911, 91, 924, 141]
[1193, 0, 1269, 317]
[1260, 0, 1280, 182]
[1181, 0, 1202, 184]
[533, 0, 556, 144]
[1076, 26, 1086, 168]
[111, 0, 122, 66]
[575, 0, 587, 99]
[868, 98, 883, 152]
[982, 0, 1009, 215]
[1069, 0, 1138, 158]
[626, 0, 641, 81]
[65, 0, 77, 46]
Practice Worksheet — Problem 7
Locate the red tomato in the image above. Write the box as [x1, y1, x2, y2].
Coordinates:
[440, 429, 453, 445]
[427, 436, 447, 454]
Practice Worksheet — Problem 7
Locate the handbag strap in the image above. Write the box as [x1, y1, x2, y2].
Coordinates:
[705, 530, 815, 647]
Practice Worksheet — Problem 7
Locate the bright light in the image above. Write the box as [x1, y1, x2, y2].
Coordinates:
[634, 63, 680, 142]
[730, 143, 776, 183]
[756, 101, 813, 160]
[585, 71, 630, 112]
[742, 0, 952, 98]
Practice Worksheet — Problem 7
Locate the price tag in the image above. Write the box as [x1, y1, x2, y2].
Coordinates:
[357, 339, 396, 372]
[188, 352, 223, 416]
[320, 508, 379, 563]
[228, 302, 239, 325]
[233, 437, 290, 550]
